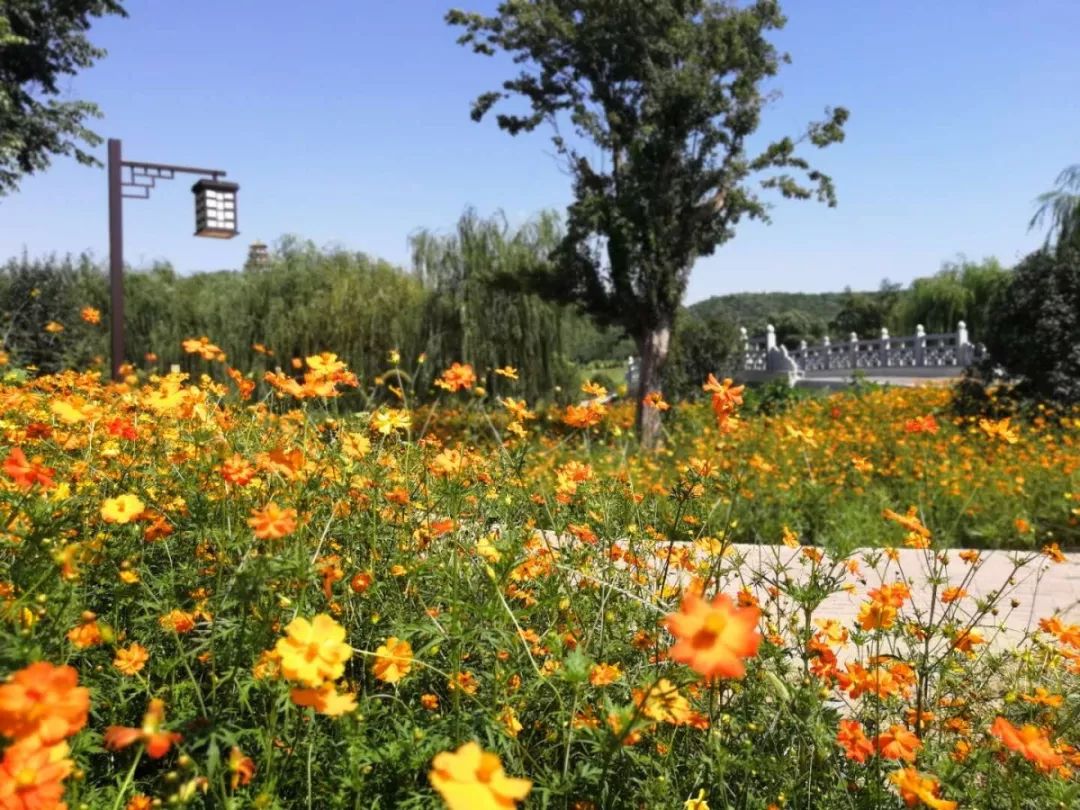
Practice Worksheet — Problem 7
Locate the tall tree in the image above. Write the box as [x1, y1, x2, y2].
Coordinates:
[0, 0, 126, 195]
[1030, 165, 1080, 253]
[447, 0, 847, 446]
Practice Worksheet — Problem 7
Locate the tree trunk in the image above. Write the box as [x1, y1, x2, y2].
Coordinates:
[634, 323, 672, 450]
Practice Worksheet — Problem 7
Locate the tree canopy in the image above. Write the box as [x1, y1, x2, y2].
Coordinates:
[1030, 164, 1080, 253]
[448, 0, 847, 445]
[0, 0, 126, 195]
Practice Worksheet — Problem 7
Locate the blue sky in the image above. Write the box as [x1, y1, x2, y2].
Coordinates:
[2, 0, 1077, 302]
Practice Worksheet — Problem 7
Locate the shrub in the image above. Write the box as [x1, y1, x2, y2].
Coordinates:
[982, 246, 1080, 405]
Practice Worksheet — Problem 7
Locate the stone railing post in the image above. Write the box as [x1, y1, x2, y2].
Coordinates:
[849, 332, 859, 368]
[880, 327, 891, 367]
[915, 324, 926, 366]
[957, 321, 970, 365]
[823, 335, 831, 370]
[766, 324, 776, 351]
[739, 327, 749, 369]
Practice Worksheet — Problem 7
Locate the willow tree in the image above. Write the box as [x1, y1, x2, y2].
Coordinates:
[410, 209, 569, 402]
[448, 0, 847, 446]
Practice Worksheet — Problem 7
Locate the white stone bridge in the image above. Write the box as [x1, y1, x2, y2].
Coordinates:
[739, 323, 986, 387]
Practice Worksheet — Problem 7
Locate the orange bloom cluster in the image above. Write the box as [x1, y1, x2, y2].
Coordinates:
[435, 362, 477, 393]
[990, 717, 1064, 772]
[273, 614, 357, 716]
[3, 447, 55, 491]
[181, 336, 225, 361]
[888, 768, 957, 810]
[265, 352, 359, 399]
[0, 662, 90, 809]
[702, 375, 743, 432]
[562, 401, 607, 429]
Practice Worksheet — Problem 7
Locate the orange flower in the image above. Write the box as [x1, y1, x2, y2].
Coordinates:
[876, 724, 921, 762]
[990, 716, 1064, 770]
[80, 306, 102, 324]
[114, 643, 150, 676]
[429, 741, 531, 810]
[350, 572, 374, 594]
[1042, 542, 1066, 564]
[421, 693, 440, 711]
[888, 767, 957, 810]
[228, 746, 256, 789]
[104, 698, 182, 759]
[0, 662, 89, 744]
[836, 719, 874, 763]
[588, 663, 623, 686]
[857, 601, 897, 631]
[159, 609, 196, 634]
[0, 738, 74, 809]
[664, 591, 761, 679]
[248, 502, 298, 540]
[1021, 687, 1063, 708]
[642, 391, 670, 411]
[3, 447, 55, 491]
[220, 455, 256, 486]
[435, 363, 477, 393]
[940, 587, 966, 604]
[66, 618, 104, 649]
[903, 414, 938, 434]
[372, 637, 414, 684]
[290, 683, 358, 716]
[702, 375, 743, 430]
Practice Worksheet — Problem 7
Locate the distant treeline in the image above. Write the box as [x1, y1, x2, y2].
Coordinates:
[0, 208, 1012, 402]
[1, 213, 618, 403]
[691, 257, 1012, 348]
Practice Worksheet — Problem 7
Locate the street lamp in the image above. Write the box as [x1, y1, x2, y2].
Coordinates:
[107, 138, 239, 380]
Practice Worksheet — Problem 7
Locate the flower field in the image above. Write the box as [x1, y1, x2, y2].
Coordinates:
[2, 353, 1080, 809]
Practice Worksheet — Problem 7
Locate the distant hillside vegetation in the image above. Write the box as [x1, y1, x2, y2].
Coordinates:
[687, 291, 867, 334]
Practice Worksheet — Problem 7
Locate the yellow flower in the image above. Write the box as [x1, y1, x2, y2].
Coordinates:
[372, 637, 413, 684]
[429, 742, 531, 810]
[370, 409, 411, 435]
[101, 494, 145, 524]
[44, 321, 65, 333]
[685, 789, 710, 810]
[275, 615, 352, 687]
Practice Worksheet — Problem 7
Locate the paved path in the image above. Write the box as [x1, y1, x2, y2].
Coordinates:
[687, 545, 1080, 654]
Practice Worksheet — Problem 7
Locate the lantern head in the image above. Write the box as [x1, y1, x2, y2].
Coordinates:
[192, 178, 239, 238]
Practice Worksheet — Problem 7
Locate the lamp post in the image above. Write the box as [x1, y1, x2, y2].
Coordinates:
[107, 138, 239, 380]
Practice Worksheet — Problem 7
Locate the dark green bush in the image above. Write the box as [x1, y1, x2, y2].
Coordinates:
[981, 245, 1080, 405]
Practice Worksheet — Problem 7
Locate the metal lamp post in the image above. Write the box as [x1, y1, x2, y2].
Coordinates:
[107, 138, 239, 380]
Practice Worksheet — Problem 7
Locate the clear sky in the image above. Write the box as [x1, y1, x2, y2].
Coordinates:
[2, 0, 1077, 303]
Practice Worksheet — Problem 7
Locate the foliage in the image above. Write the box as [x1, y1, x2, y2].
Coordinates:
[981, 246, 1080, 406]
[410, 209, 574, 402]
[0, 225, 615, 403]
[0, 252, 106, 372]
[662, 307, 740, 401]
[1, 363, 1078, 808]
[689, 291, 852, 335]
[894, 257, 1010, 339]
[829, 281, 903, 339]
[1030, 164, 1080, 253]
[0, 0, 126, 194]
[447, 0, 847, 445]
